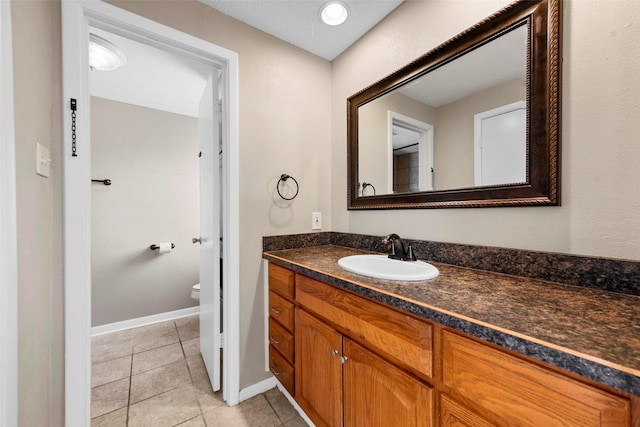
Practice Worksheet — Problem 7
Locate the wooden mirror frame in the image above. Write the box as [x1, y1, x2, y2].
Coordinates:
[347, 0, 561, 209]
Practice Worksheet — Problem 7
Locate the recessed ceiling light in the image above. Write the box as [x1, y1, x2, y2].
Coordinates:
[89, 33, 127, 72]
[320, 1, 349, 26]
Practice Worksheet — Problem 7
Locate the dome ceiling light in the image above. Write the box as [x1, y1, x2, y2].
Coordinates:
[89, 33, 127, 71]
[320, 1, 349, 26]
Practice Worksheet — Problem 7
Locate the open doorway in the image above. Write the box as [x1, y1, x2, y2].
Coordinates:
[88, 26, 224, 423]
[387, 111, 434, 193]
[62, 2, 240, 425]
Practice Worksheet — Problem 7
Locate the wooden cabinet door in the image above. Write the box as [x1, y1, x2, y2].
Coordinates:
[440, 394, 495, 427]
[295, 309, 343, 427]
[343, 338, 433, 427]
[442, 331, 630, 426]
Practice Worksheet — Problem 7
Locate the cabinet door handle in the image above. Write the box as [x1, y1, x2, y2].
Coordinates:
[330, 349, 339, 357]
[270, 366, 282, 376]
[270, 306, 282, 314]
[270, 335, 282, 344]
[340, 356, 348, 364]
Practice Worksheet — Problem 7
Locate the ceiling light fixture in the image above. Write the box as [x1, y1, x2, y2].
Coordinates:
[89, 33, 127, 71]
[320, 1, 349, 26]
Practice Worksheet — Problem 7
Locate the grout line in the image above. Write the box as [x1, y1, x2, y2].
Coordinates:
[264, 392, 285, 424]
[126, 353, 133, 425]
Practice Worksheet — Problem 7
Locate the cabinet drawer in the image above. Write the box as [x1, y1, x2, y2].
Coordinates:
[269, 345, 294, 396]
[442, 331, 630, 426]
[269, 317, 294, 363]
[269, 263, 295, 299]
[269, 291, 294, 332]
[295, 273, 433, 379]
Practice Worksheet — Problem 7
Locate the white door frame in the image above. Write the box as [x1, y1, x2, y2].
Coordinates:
[387, 111, 434, 192]
[61, 1, 240, 425]
[0, 0, 18, 425]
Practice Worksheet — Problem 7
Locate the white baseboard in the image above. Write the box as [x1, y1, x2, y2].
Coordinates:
[92, 306, 199, 336]
[275, 382, 315, 426]
[238, 377, 277, 402]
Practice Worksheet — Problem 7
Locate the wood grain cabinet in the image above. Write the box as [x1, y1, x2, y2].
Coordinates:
[295, 308, 343, 427]
[268, 263, 296, 395]
[267, 263, 635, 427]
[440, 331, 631, 427]
[296, 307, 434, 427]
[295, 273, 434, 427]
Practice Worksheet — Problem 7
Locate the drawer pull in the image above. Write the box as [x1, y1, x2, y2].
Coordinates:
[330, 349, 339, 357]
[270, 366, 283, 376]
[340, 356, 348, 364]
[270, 306, 282, 314]
[270, 335, 282, 344]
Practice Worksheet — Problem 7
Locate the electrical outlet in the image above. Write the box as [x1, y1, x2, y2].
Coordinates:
[312, 212, 322, 230]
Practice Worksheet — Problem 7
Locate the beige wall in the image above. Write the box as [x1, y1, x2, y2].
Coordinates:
[358, 91, 434, 194]
[91, 97, 199, 326]
[107, 0, 333, 389]
[332, 0, 640, 261]
[11, 0, 64, 425]
[434, 77, 525, 190]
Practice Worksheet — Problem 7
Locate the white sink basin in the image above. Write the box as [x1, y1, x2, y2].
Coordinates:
[338, 254, 439, 281]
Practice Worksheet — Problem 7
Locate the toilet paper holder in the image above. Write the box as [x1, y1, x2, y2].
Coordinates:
[150, 243, 175, 250]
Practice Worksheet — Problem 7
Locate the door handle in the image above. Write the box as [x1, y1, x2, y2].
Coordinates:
[192, 237, 202, 244]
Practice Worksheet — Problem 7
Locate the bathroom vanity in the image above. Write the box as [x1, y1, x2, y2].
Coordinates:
[263, 237, 640, 426]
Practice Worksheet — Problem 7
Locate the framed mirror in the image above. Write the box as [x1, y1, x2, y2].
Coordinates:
[347, 0, 561, 209]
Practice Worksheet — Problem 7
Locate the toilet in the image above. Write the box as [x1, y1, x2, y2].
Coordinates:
[191, 284, 200, 301]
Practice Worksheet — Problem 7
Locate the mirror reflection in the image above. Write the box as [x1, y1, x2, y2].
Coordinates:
[357, 24, 527, 196]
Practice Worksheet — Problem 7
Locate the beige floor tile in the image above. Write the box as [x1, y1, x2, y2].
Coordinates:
[91, 377, 130, 419]
[130, 359, 191, 403]
[283, 416, 310, 427]
[181, 337, 200, 359]
[132, 320, 179, 353]
[128, 384, 200, 427]
[175, 315, 200, 341]
[92, 329, 133, 364]
[90, 407, 127, 427]
[202, 395, 281, 427]
[132, 343, 184, 374]
[264, 387, 299, 423]
[92, 355, 131, 388]
[186, 355, 224, 412]
[176, 415, 205, 426]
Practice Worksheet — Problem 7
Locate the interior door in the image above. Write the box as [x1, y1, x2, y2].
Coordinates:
[474, 102, 526, 186]
[199, 71, 221, 391]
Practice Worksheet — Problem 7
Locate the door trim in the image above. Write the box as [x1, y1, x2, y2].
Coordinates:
[387, 111, 434, 193]
[473, 100, 526, 186]
[61, 1, 240, 424]
[0, 0, 18, 425]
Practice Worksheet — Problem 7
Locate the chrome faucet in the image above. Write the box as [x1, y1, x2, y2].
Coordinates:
[382, 234, 417, 261]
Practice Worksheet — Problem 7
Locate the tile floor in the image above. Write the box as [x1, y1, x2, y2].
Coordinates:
[91, 315, 307, 426]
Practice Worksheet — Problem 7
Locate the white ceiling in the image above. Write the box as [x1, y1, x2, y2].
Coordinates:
[198, 0, 405, 61]
[90, 1, 404, 116]
[399, 24, 527, 107]
[90, 27, 213, 117]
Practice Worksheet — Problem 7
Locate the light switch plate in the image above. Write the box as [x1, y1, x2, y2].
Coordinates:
[312, 212, 322, 230]
[36, 142, 50, 178]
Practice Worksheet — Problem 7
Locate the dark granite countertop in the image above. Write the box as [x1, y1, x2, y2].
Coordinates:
[263, 245, 640, 396]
